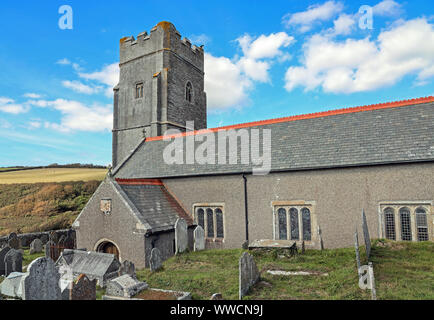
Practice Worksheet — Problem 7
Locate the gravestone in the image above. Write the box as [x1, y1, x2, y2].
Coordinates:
[49, 231, 59, 244]
[118, 260, 135, 277]
[354, 229, 361, 277]
[0, 246, 11, 275]
[150, 248, 163, 272]
[194, 225, 205, 251]
[8, 232, 17, 241]
[45, 240, 58, 261]
[58, 235, 66, 247]
[106, 274, 148, 298]
[4, 249, 22, 276]
[40, 234, 49, 245]
[8, 237, 20, 250]
[29, 238, 43, 254]
[175, 218, 188, 254]
[22, 257, 61, 300]
[239, 252, 260, 299]
[0, 272, 25, 298]
[70, 274, 97, 300]
[361, 209, 371, 258]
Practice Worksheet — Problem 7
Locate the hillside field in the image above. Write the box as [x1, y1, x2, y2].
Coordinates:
[0, 168, 107, 184]
[0, 167, 105, 236]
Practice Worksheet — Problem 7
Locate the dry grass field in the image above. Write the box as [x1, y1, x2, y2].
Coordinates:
[0, 168, 107, 184]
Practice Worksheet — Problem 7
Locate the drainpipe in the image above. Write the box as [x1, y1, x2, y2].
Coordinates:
[242, 174, 249, 245]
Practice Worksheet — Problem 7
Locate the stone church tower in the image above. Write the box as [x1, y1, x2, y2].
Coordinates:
[112, 21, 207, 167]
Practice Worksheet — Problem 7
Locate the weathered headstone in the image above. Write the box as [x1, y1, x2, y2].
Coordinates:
[70, 274, 97, 300]
[0, 272, 25, 298]
[106, 274, 148, 298]
[0, 246, 11, 275]
[8, 237, 20, 250]
[118, 260, 135, 277]
[49, 231, 59, 244]
[8, 232, 17, 241]
[194, 225, 205, 251]
[361, 209, 371, 259]
[175, 218, 188, 254]
[22, 257, 61, 300]
[354, 229, 361, 277]
[4, 249, 22, 276]
[239, 252, 260, 299]
[150, 248, 163, 272]
[40, 234, 49, 245]
[45, 240, 58, 261]
[64, 230, 75, 249]
[29, 238, 43, 254]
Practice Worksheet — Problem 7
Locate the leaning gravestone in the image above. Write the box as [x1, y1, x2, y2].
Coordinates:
[22, 257, 61, 300]
[175, 218, 188, 254]
[0, 246, 11, 276]
[119, 260, 135, 277]
[194, 226, 205, 251]
[8, 237, 20, 250]
[361, 209, 371, 259]
[354, 229, 361, 277]
[29, 238, 43, 254]
[70, 274, 97, 300]
[4, 249, 22, 276]
[239, 252, 260, 299]
[150, 248, 163, 272]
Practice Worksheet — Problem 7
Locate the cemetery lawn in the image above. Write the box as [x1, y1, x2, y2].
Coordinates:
[136, 240, 434, 300]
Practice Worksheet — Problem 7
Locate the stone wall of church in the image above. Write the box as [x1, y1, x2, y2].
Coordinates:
[163, 162, 434, 249]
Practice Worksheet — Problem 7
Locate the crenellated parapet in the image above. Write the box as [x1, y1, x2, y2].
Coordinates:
[120, 21, 204, 71]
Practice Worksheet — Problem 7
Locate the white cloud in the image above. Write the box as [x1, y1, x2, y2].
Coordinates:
[78, 63, 119, 97]
[29, 99, 112, 132]
[23, 93, 43, 99]
[0, 97, 29, 114]
[205, 32, 293, 109]
[204, 53, 252, 110]
[332, 14, 356, 35]
[285, 18, 434, 94]
[62, 80, 102, 95]
[283, 1, 344, 32]
[28, 121, 42, 129]
[0, 119, 12, 129]
[56, 58, 71, 65]
[373, 0, 403, 17]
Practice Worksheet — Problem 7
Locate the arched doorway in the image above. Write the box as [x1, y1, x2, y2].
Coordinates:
[96, 241, 120, 260]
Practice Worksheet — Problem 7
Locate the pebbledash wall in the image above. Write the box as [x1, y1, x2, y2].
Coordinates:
[162, 162, 434, 250]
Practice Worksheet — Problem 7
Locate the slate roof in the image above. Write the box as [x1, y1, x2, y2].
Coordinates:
[117, 180, 192, 232]
[113, 98, 434, 179]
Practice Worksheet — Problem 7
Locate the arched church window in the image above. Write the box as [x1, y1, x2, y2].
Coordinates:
[216, 208, 224, 238]
[384, 207, 396, 240]
[186, 82, 193, 102]
[290, 208, 299, 240]
[206, 208, 214, 238]
[415, 207, 428, 241]
[302, 208, 311, 241]
[277, 208, 287, 240]
[399, 207, 412, 241]
[197, 208, 205, 230]
[135, 82, 144, 99]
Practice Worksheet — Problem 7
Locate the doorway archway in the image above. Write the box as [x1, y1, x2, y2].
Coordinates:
[95, 240, 120, 260]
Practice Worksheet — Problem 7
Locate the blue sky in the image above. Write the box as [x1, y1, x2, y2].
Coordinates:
[0, 0, 433, 166]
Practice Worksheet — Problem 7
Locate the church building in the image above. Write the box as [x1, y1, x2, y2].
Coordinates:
[73, 22, 434, 268]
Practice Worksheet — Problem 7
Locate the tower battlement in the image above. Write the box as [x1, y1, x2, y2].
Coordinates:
[119, 21, 204, 71]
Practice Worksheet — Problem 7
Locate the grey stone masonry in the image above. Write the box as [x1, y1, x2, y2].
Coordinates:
[239, 252, 260, 299]
[194, 225, 205, 251]
[175, 218, 188, 254]
[29, 238, 43, 254]
[22, 257, 61, 300]
[0, 246, 11, 276]
[4, 249, 22, 276]
[113, 21, 207, 168]
[149, 248, 163, 272]
[106, 274, 148, 298]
